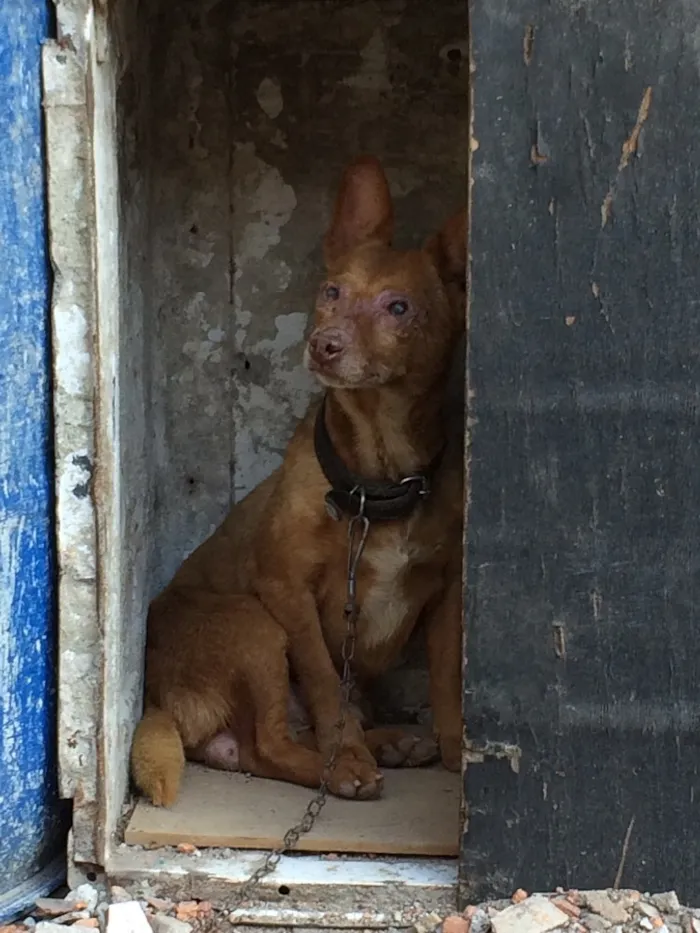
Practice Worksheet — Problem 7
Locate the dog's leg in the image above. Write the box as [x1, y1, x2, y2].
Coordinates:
[189, 729, 242, 771]
[260, 583, 378, 760]
[240, 610, 383, 799]
[424, 570, 463, 772]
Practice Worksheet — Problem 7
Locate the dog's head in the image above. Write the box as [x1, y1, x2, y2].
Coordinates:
[304, 156, 466, 391]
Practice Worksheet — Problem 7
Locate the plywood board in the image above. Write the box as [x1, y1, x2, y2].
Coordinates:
[125, 764, 460, 856]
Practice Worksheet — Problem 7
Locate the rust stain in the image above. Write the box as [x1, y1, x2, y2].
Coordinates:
[530, 143, 548, 166]
[552, 622, 567, 660]
[523, 24, 535, 66]
[619, 86, 653, 171]
[600, 87, 652, 228]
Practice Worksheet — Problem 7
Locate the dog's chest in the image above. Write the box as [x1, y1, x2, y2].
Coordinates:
[357, 526, 420, 650]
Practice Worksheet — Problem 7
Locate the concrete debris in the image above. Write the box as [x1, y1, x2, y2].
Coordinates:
[105, 891, 130, 906]
[35, 924, 73, 933]
[105, 904, 151, 933]
[4, 877, 697, 933]
[143, 902, 172, 915]
[68, 889, 99, 916]
[651, 894, 681, 915]
[464, 906, 491, 933]
[35, 903, 79, 918]
[414, 911, 444, 933]
[149, 917, 192, 933]
[584, 891, 631, 925]
[490, 896, 569, 933]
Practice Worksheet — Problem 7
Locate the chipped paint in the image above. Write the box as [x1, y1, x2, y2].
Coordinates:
[342, 29, 392, 94]
[256, 76, 284, 119]
[43, 16, 102, 866]
[232, 143, 297, 265]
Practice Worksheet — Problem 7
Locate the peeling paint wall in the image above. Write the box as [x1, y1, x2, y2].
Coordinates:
[146, 0, 236, 591]
[100, 0, 154, 859]
[44, 0, 103, 863]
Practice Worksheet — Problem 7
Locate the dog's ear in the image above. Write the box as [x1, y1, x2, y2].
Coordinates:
[425, 208, 468, 289]
[324, 156, 394, 265]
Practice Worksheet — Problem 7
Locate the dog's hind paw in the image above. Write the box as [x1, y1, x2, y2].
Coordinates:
[377, 733, 440, 769]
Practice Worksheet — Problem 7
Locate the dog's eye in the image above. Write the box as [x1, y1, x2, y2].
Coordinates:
[323, 284, 340, 301]
[387, 299, 409, 316]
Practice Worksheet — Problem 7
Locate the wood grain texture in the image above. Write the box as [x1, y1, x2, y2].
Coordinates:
[463, 0, 700, 905]
[126, 764, 460, 856]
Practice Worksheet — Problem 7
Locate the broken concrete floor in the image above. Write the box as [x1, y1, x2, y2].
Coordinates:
[2, 872, 700, 933]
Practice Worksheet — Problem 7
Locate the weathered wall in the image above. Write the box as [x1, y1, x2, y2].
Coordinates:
[101, 0, 154, 857]
[45, 0, 103, 865]
[146, 0, 469, 595]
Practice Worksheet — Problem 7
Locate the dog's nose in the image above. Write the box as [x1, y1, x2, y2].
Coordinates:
[308, 327, 347, 363]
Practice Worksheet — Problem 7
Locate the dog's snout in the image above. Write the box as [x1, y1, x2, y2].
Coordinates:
[309, 327, 348, 363]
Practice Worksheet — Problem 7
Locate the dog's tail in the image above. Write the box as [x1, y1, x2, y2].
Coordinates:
[131, 706, 185, 807]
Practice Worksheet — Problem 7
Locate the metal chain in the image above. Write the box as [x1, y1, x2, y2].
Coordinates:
[230, 495, 371, 908]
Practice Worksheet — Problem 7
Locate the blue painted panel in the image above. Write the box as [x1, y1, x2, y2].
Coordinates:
[0, 0, 67, 914]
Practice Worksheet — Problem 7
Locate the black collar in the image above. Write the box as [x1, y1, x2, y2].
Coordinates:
[313, 395, 444, 523]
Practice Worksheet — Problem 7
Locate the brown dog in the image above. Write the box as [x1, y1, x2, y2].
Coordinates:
[131, 156, 466, 806]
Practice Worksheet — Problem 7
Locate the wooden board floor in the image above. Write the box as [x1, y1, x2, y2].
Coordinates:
[125, 763, 461, 856]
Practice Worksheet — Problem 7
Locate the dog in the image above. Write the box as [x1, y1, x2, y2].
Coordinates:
[130, 155, 467, 806]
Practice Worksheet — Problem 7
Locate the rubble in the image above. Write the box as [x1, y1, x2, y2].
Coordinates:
[490, 895, 569, 933]
[652, 894, 682, 915]
[414, 911, 443, 933]
[105, 904, 151, 933]
[149, 917, 192, 933]
[584, 891, 631, 925]
[442, 915, 470, 933]
[1, 876, 697, 933]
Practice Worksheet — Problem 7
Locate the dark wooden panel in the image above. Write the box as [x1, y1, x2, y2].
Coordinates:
[462, 0, 700, 905]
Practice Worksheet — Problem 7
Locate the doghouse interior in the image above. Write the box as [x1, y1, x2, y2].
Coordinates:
[114, 0, 468, 856]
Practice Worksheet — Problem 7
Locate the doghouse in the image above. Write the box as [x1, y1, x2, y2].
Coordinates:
[44, 0, 700, 918]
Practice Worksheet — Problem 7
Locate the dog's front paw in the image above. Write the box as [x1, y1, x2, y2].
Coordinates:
[328, 747, 384, 800]
[439, 733, 462, 772]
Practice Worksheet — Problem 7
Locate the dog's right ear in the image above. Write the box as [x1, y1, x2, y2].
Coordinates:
[425, 208, 468, 290]
[324, 156, 394, 266]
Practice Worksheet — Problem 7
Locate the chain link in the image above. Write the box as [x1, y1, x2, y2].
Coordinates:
[230, 499, 371, 908]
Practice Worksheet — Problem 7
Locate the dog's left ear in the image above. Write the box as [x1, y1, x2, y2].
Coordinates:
[324, 156, 394, 266]
[425, 208, 468, 290]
